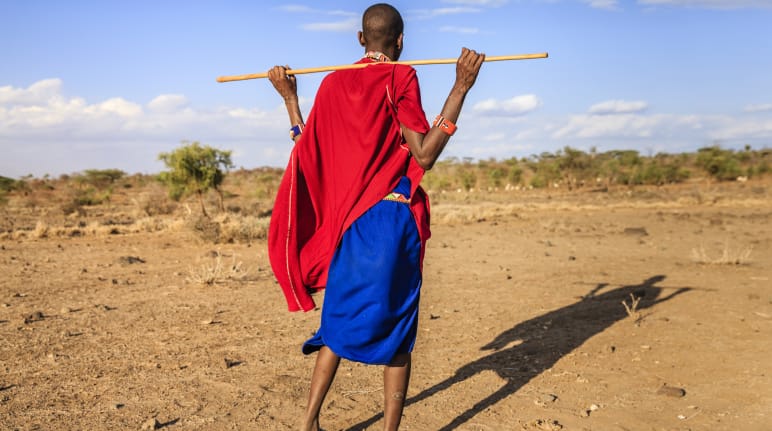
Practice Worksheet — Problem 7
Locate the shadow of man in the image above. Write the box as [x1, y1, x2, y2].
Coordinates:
[346, 275, 691, 431]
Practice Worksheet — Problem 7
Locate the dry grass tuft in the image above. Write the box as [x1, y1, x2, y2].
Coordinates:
[622, 293, 641, 318]
[621, 292, 647, 326]
[33, 220, 49, 239]
[218, 215, 270, 244]
[691, 242, 753, 265]
[186, 252, 249, 285]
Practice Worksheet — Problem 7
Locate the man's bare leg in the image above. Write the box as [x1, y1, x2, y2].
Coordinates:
[383, 353, 411, 431]
[302, 346, 341, 431]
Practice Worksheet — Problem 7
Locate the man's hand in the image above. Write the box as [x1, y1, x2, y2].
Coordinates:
[454, 48, 485, 93]
[267, 65, 298, 103]
[268, 65, 305, 140]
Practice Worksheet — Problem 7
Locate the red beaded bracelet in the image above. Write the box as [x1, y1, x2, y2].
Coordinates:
[433, 115, 457, 136]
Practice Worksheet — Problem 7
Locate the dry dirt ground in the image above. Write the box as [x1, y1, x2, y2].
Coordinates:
[1, 180, 771, 430]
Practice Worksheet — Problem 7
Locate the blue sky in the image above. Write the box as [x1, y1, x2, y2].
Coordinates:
[1, 0, 771, 178]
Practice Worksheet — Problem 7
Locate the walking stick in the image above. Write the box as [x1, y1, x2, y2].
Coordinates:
[216, 52, 548, 83]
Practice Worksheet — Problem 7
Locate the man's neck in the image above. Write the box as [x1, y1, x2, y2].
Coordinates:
[366, 46, 397, 61]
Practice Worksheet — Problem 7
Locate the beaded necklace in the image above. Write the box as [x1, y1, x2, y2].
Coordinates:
[362, 51, 392, 62]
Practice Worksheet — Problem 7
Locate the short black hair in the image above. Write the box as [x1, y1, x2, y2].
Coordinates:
[362, 3, 404, 47]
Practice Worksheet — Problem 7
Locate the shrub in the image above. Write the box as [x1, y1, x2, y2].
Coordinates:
[158, 142, 234, 217]
[696, 146, 743, 181]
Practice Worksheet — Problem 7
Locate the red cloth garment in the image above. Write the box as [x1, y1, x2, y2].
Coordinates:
[268, 59, 431, 312]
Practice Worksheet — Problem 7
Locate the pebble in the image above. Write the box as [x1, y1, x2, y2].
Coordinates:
[141, 417, 160, 430]
[580, 404, 600, 418]
[224, 358, 241, 369]
[624, 227, 649, 236]
[118, 256, 145, 265]
[657, 385, 687, 398]
[23, 311, 45, 324]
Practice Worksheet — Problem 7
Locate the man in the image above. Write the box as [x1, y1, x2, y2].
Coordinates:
[267, 4, 483, 430]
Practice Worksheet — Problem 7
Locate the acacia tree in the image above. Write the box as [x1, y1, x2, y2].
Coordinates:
[158, 142, 234, 217]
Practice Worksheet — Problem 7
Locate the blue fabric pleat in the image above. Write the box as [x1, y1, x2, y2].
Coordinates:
[302, 177, 422, 365]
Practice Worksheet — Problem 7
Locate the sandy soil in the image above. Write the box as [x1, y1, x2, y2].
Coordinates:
[1, 180, 771, 430]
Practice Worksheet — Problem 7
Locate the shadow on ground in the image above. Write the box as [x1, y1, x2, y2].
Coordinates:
[346, 275, 691, 430]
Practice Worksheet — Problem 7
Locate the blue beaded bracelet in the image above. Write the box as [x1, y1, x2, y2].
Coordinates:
[289, 124, 303, 140]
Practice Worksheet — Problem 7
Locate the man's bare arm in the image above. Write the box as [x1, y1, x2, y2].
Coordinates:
[268, 65, 305, 142]
[402, 48, 485, 170]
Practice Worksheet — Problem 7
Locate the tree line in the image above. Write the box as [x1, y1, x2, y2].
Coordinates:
[1, 143, 769, 215]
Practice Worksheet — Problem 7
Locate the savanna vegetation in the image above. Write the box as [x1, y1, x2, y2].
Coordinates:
[0, 144, 768, 243]
[422, 145, 770, 192]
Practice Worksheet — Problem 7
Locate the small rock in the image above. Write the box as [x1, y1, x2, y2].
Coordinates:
[24, 311, 45, 324]
[529, 418, 563, 430]
[581, 404, 600, 417]
[623, 227, 649, 236]
[657, 385, 686, 398]
[141, 417, 160, 430]
[429, 314, 440, 320]
[118, 256, 145, 265]
[60, 306, 73, 314]
[224, 358, 242, 369]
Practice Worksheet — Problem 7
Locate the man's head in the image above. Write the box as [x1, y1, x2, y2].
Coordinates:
[358, 3, 404, 60]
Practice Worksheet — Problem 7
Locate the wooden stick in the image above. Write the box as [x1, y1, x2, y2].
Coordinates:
[216, 52, 548, 83]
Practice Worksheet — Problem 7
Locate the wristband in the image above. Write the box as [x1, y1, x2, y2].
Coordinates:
[433, 115, 457, 136]
[289, 124, 304, 140]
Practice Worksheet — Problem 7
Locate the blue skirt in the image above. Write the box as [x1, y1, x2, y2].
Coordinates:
[302, 177, 422, 365]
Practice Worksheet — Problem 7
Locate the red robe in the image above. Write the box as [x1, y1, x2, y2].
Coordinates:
[268, 59, 431, 312]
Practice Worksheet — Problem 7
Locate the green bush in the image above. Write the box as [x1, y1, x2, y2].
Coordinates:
[0, 176, 16, 193]
[696, 146, 743, 181]
[158, 142, 234, 217]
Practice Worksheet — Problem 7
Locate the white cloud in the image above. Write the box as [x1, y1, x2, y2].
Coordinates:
[302, 17, 359, 32]
[277, 5, 358, 32]
[93, 98, 143, 117]
[712, 116, 772, 140]
[744, 103, 772, 113]
[589, 100, 648, 115]
[148, 94, 189, 113]
[408, 7, 482, 20]
[439, 25, 480, 34]
[0, 78, 62, 105]
[0, 79, 295, 177]
[442, 0, 508, 5]
[473, 94, 542, 115]
[638, 0, 772, 9]
[276, 5, 315, 13]
[445, 102, 772, 162]
[584, 0, 620, 10]
[277, 5, 357, 16]
[3, 80, 770, 178]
